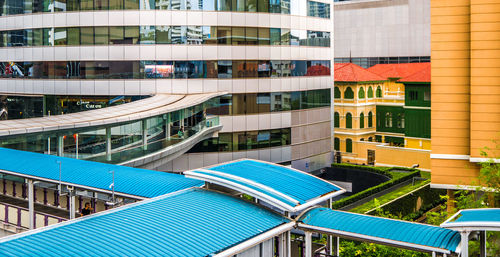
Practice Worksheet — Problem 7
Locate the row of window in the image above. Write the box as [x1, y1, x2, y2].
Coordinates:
[188, 128, 291, 153]
[0, 26, 331, 47]
[333, 137, 374, 153]
[333, 111, 373, 129]
[0, 0, 330, 18]
[0, 60, 331, 79]
[334, 86, 383, 99]
[334, 56, 430, 69]
[206, 89, 330, 116]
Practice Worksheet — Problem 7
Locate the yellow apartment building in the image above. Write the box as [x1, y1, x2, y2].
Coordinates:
[430, 0, 500, 190]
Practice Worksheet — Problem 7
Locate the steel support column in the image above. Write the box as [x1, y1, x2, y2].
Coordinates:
[460, 231, 470, 257]
[106, 127, 111, 161]
[69, 189, 76, 220]
[479, 231, 486, 257]
[27, 179, 34, 230]
[142, 119, 148, 150]
[305, 231, 312, 257]
[57, 136, 63, 157]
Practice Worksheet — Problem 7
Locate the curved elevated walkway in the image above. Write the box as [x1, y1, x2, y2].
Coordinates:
[298, 207, 461, 255]
[0, 93, 224, 169]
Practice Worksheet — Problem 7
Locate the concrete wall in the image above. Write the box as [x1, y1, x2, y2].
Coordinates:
[334, 0, 430, 58]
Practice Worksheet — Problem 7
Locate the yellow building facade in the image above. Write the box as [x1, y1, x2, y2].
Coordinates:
[334, 63, 433, 170]
[430, 0, 500, 189]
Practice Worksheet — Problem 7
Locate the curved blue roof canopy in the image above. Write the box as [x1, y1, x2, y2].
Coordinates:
[299, 207, 461, 253]
[441, 208, 500, 231]
[0, 148, 202, 198]
[184, 159, 344, 211]
[0, 188, 290, 257]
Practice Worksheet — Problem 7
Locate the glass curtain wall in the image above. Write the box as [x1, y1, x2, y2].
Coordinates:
[0, 26, 330, 47]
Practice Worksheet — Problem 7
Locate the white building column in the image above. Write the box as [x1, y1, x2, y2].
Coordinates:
[460, 231, 470, 257]
[106, 127, 111, 161]
[142, 119, 148, 150]
[305, 231, 312, 257]
[57, 135, 64, 156]
[69, 188, 76, 219]
[27, 179, 34, 230]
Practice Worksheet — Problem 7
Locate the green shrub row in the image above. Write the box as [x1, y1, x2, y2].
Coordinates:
[369, 185, 446, 219]
[331, 164, 420, 209]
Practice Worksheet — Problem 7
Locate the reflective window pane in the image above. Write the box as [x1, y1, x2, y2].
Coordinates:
[156, 26, 171, 44]
[258, 28, 270, 45]
[155, 0, 170, 9]
[187, 26, 202, 45]
[202, 26, 217, 45]
[67, 27, 80, 45]
[217, 27, 231, 45]
[94, 27, 109, 45]
[232, 27, 245, 46]
[140, 26, 155, 44]
[80, 27, 94, 45]
[54, 28, 67, 45]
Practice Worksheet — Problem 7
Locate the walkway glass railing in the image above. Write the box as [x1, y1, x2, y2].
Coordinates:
[0, 101, 221, 165]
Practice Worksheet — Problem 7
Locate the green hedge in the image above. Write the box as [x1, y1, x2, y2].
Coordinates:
[369, 185, 446, 220]
[331, 164, 420, 209]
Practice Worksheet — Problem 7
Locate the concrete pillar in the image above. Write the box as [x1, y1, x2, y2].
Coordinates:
[69, 189, 76, 220]
[27, 179, 34, 230]
[447, 189, 455, 215]
[142, 119, 148, 150]
[165, 113, 171, 140]
[287, 231, 291, 257]
[432, 252, 436, 257]
[57, 136, 64, 157]
[333, 236, 339, 256]
[106, 127, 111, 161]
[327, 199, 334, 255]
[460, 231, 470, 257]
[479, 231, 486, 257]
[304, 231, 312, 257]
[279, 233, 286, 257]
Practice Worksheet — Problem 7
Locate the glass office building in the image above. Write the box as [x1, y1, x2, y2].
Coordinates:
[0, 0, 333, 172]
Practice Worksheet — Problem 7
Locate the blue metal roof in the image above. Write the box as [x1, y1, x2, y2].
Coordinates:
[185, 160, 342, 211]
[0, 148, 202, 198]
[299, 207, 461, 253]
[450, 209, 500, 223]
[0, 188, 289, 257]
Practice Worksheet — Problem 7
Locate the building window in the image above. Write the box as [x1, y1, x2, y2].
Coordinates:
[360, 112, 364, 129]
[334, 87, 341, 99]
[334, 112, 340, 128]
[385, 112, 392, 128]
[367, 86, 373, 98]
[346, 138, 352, 153]
[358, 87, 365, 99]
[346, 113, 352, 129]
[334, 137, 340, 151]
[368, 137, 373, 142]
[409, 91, 418, 101]
[376, 86, 382, 98]
[424, 90, 430, 101]
[368, 111, 373, 128]
[344, 87, 354, 99]
[360, 138, 364, 141]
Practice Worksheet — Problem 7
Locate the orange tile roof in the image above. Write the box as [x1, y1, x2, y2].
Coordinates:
[367, 63, 430, 80]
[334, 63, 386, 82]
[399, 63, 431, 83]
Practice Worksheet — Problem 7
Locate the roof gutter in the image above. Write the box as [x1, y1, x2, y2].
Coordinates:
[213, 221, 296, 257]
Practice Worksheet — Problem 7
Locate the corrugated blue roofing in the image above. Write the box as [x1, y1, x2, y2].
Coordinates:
[0, 188, 289, 257]
[300, 207, 461, 253]
[189, 160, 341, 207]
[451, 209, 500, 223]
[0, 148, 202, 198]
